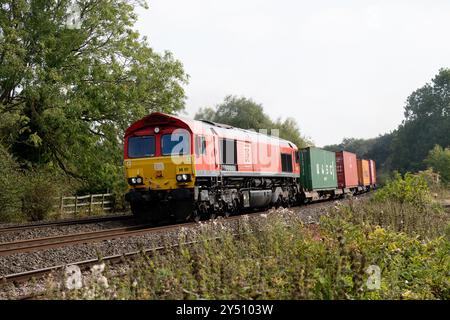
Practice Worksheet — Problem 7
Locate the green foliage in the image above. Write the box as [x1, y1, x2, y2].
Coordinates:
[196, 96, 272, 129]
[425, 145, 450, 184]
[195, 95, 312, 148]
[325, 68, 450, 175]
[45, 203, 450, 300]
[337, 197, 448, 239]
[0, 0, 187, 193]
[0, 144, 77, 222]
[273, 117, 312, 148]
[387, 69, 450, 172]
[373, 172, 433, 209]
[0, 145, 23, 221]
[21, 169, 72, 221]
[324, 137, 376, 156]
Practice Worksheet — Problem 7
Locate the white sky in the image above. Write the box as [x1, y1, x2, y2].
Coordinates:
[135, 0, 450, 147]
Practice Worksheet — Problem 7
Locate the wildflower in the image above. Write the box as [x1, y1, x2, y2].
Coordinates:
[91, 263, 109, 289]
[84, 288, 96, 299]
[97, 276, 109, 289]
[401, 290, 415, 299]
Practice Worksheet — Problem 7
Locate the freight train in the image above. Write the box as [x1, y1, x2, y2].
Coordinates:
[124, 113, 377, 223]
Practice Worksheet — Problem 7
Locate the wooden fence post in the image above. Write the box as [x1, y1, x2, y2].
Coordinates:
[89, 194, 94, 215]
[60, 196, 64, 216]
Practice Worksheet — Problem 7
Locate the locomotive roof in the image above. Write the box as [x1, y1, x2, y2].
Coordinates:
[126, 112, 298, 149]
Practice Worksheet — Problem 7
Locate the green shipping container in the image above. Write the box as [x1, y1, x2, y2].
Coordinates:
[299, 147, 338, 191]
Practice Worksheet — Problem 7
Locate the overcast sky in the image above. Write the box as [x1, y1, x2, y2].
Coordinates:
[135, 0, 450, 147]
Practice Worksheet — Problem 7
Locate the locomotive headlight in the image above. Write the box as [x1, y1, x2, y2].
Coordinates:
[176, 174, 191, 182]
[128, 176, 144, 186]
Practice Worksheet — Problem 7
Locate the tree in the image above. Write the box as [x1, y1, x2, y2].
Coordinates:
[324, 68, 450, 176]
[0, 0, 187, 191]
[273, 117, 312, 148]
[196, 95, 272, 130]
[390, 69, 450, 172]
[425, 145, 450, 184]
[195, 95, 311, 147]
[324, 137, 376, 156]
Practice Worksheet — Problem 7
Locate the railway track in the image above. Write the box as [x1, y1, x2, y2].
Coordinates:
[0, 215, 249, 287]
[7, 238, 211, 300]
[7, 240, 192, 283]
[0, 195, 370, 300]
[0, 220, 203, 257]
[0, 214, 134, 234]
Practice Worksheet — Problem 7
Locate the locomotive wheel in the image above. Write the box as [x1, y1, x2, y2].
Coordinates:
[275, 195, 283, 209]
[192, 209, 201, 223]
[223, 200, 234, 218]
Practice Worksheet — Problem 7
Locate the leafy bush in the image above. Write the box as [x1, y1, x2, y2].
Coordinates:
[425, 145, 450, 185]
[338, 198, 448, 239]
[21, 169, 72, 221]
[0, 146, 23, 222]
[373, 172, 433, 209]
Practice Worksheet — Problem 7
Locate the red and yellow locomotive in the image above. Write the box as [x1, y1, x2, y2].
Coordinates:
[124, 112, 301, 222]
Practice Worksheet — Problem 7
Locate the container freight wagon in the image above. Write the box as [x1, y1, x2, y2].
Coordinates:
[369, 160, 377, 187]
[357, 159, 371, 188]
[299, 147, 339, 202]
[335, 151, 359, 192]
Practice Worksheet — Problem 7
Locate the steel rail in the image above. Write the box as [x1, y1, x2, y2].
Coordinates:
[0, 214, 133, 234]
[0, 220, 203, 257]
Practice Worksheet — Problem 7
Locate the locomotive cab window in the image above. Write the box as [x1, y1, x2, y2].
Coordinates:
[161, 129, 190, 156]
[281, 153, 293, 172]
[128, 135, 155, 158]
[195, 135, 207, 156]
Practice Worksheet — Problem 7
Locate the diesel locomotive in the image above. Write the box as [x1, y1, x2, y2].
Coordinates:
[124, 112, 376, 222]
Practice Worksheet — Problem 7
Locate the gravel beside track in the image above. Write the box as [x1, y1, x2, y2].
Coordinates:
[0, 196, 368, 299]
[0, 216, 136, 244]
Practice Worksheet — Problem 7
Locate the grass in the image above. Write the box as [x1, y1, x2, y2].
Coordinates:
[42, 193, 450, 300]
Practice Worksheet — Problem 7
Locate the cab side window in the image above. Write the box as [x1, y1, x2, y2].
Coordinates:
[195, 135, 207, 156]
[281, 153, 293, 172]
